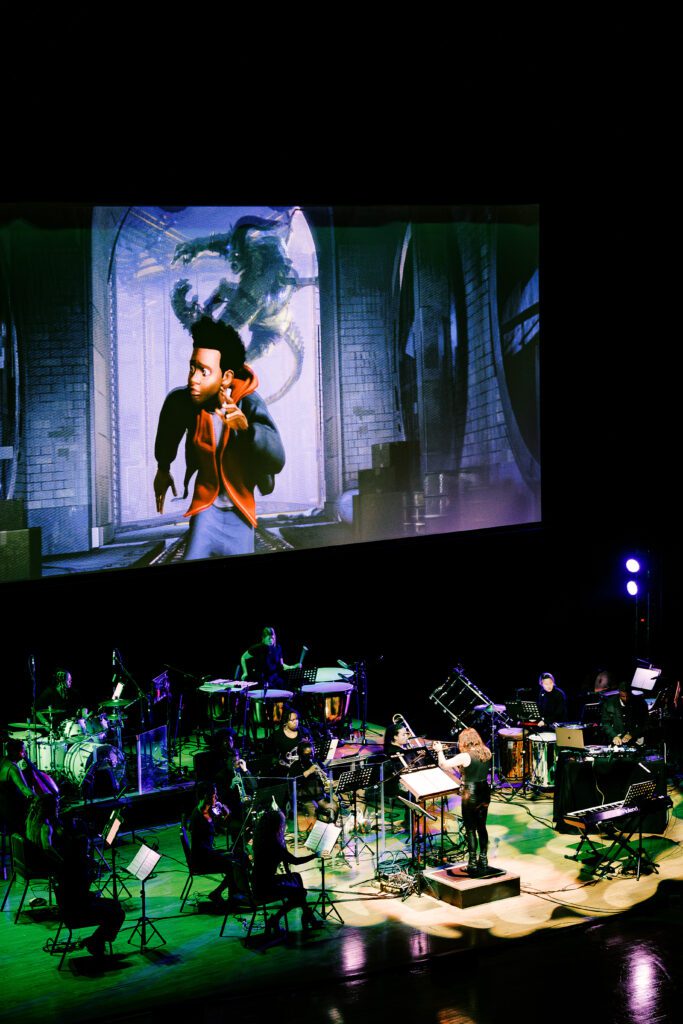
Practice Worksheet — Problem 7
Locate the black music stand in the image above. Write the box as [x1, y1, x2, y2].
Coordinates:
[99, 809, 132, 900]
[126, 844, 165, 950]
[337, 764, 377, 861]
[597, 780, 660, 880]
[306, 821, 344, 924]
[506, 699, 542, 795]
[397, 796, 438, 894]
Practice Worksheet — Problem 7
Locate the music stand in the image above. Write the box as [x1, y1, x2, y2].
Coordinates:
[100, 809, 132, 900]
[397, 796, 438, 892]
[506, 699, 542, 794]
[306, 821, 344, 924]
[598, 780, 660, 880]
[337, 764, 377, 861]
[126, 844, 165, 950]
[399, 766, 461, 863]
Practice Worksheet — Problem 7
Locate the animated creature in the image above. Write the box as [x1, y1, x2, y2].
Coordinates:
[170, 212, 303, 404]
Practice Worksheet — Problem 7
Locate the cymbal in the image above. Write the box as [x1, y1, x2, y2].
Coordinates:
[8, 722, 48, 731]
[474, 703, 507, 714]
[99, 699, 135, 709]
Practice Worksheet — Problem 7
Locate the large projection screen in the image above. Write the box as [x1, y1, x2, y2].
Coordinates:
[0, 204, 540, 582]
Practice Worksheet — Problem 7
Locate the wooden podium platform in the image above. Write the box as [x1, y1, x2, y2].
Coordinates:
[423, 863, 520, 909]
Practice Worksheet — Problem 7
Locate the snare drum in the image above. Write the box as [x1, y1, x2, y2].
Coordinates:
[498, 727, 526, 781]
[299, 682, 353, 726]
[527, 732, 556, 788]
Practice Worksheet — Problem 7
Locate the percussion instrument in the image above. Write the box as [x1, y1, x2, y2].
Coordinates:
[33, 737, 69, 772]
[299, 681, 353, 726]
[527, 731, 556, 787]
[497, 727, 526, 781]
[314, 667, 355, 683]
[474, 703, 507, 714]
[60, 717, 87, 740]
[248, 688, 293, 728]
[64, 739, 126, 789]
[8, 722, 48, 732]
[199, 680, 254, 722]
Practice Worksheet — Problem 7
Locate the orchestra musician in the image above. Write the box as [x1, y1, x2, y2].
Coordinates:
[240, 627, 302, 688]
[536, 672, 568, 726]
[251, 807, 323, 935]
[287, 740, 339, 828]
[25, 792, 125, 959]
[271, 710, 310, 769]
[433, 728, 492, 877]
[189, 784, 243, 907]
[0, 738, 58, 834]
[36, 669, 88, 729]
[600, 683, 649, 747]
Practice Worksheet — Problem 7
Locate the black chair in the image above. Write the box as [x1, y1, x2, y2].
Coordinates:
[1, 833, 55, 923]
[47, 899, 114, 971]
[220, 861, 289, 942]
[178, 821, 223, 911]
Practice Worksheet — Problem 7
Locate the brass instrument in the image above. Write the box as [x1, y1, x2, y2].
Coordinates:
[391, 713, 457, 755]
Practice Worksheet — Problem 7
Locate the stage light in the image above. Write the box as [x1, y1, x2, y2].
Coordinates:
[626, 580, 639, 596]
[625, 557, 641, 573]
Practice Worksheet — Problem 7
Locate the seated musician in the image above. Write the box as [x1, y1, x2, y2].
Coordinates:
[271, 710, 310, 770]
[251, 807, 323, 935]
[240, 626, 302, 687]
[189, 784, 243, 906]
[600, 684, 649, 747]
[537, 672, 568, 726]
[26, 792, 125, 959]
[381, 723, 411, 831]
[0, 739, 37, 834]
[36, 668, 88, 730]
[287, 740, 339, 830]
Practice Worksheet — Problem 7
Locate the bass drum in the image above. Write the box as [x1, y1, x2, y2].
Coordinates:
[64, 739, 126, 790]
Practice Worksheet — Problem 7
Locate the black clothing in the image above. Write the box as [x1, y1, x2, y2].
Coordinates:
[36, 684, 84, 718]
[272, 728, 309, 767]
[246, 642, 284, 686]
[251, 835, 316, 911]
[189, 805, 240, 898]
[53, 822, 124, 950]
[537, 686, 568, 724]
[287, 758, 339, 823]
[600, 693, 649, 743]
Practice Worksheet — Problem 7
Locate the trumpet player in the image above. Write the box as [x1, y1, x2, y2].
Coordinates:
[287, 740, 339, 826]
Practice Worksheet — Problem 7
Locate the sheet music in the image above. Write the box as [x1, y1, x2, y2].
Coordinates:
[126, 843, 161, 881]
[304, 820, 341, 856]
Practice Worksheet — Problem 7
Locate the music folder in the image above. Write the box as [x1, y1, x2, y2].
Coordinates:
[399, 765, 460, 800]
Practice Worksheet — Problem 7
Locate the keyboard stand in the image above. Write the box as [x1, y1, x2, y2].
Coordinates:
[598, 809, 660, 880]
[564, 828, 606, 867]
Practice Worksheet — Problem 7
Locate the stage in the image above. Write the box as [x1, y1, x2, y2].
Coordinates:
[2, 731, 682, 1024]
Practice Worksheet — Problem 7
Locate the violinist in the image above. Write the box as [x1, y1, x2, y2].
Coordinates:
[189, 784, 242, 907]
[287, 740, 339, 827]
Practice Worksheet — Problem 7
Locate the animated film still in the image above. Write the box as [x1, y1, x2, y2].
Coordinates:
[0, 204, 540, 582]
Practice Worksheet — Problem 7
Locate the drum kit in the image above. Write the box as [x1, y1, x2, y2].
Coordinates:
[198, 667, 356, 744]
[7, 699, 130, 794]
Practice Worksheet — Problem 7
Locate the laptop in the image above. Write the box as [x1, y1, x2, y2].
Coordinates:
[555, 725, 586, 750]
